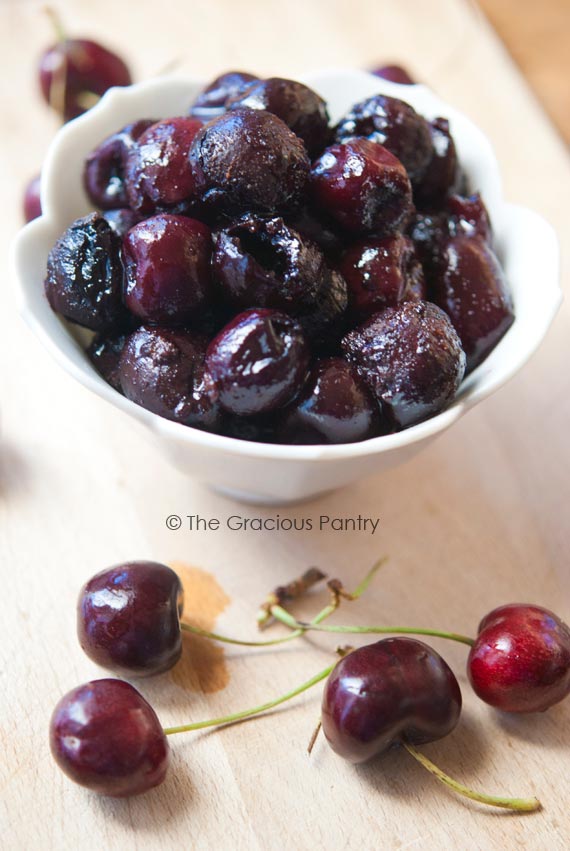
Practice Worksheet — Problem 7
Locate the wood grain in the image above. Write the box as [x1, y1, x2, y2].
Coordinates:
[1, 1, 569, 849]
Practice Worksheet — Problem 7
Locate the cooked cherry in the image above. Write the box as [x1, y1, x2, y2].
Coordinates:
[310, 139, 412, 235]
[102, 207, 141, 237]
[371, 64, 415, 85]
[414, 118, 459, 209]
[50, 679, 168, 796]
[468, 605, 570, 713]
[119, 326, 221, 430]
[297, 267, 348, 351]
[88, 329, 131, 392]
[125, 117, 203, 215]
[339, 234, 425, 319]
[279, 358, 382, 444]
[342, 300, 466, 429]
[322, 638, 462, 764]
[221, 411, 281, 443]
[84, 120, 154, 209]
[334, 94, 433, 185]
[39, 39, 132, 122]
[188, 108, 310, 217]
[45, 212, 126, 331]
[123, 214, 213, 325]
[447, 193, 492, 243]
[23, 173, 42, 222]
[190, 71, 259, 120]
[287, 206, 345, 258]
[227, 77, 329, 156]
[431, 236, 513, 372]
[78, 561, 184, 676]
[206, 308, 309, 415]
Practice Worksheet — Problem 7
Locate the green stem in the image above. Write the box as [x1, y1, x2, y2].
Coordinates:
[269, 609, 475, 648]
[44, 6, 66, 41]
[163, 664, 334, 736]
[403, 742, 541, 812]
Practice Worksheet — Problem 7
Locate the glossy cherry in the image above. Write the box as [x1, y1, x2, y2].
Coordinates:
[50, 679, 168, 796]
[23, 174, 42, 222]
[102, 207, 141, 237]
[78, 561, 184, 676]
[310, 138, 412, 235]
[84, 120, 154, 209]
[468, 605, 570, 713]
[88, 329, 132, 392]
[371, 64, 415, 85]
[321, 638, 462, 763]
[190, 70, 259, 120]
[122, 214, 213, 325]
[414, 117, 459, 209]
[39, 38, 131, 122]
[342, 300, 466, 429]
[206, 308, 310, 415]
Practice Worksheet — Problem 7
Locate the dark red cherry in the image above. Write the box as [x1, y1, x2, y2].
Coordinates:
[102, 207, 141, 237]
[188, 108, 310, 217]
[78, 561, 184, 676]
[339, 234, 425, 319]
[447, 193, 492, 243]
[322, 638, 462, 764]
[205, 308, 310, 416]
[84, 120, 154, 209]
[287, 206, 345, 258]
[414, 118, 459, 209]
[468, 605, 570, 713]
[279, 358, 382, 444]
[23, 173, 42, 222]
[44, 212, 126, 331]
[227, 77, 330, 156]
[342, 301, 466, 430]
[431, 236, 514, 372]
[119, 326, 222, 430]
[371, 64, 415, 85]
[310, 139, 412, 235]
[88, 329, 133, 392]
[190, 71, 259, 120]
[39, 39, 131, 122]
[125, 117, 203, 215]
[123, 214, 213, 325]
[50, 679, 168, 796]
[334, 94, 433, 185]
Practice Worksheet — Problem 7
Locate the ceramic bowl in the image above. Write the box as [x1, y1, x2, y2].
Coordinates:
[12, 70, 561, 504]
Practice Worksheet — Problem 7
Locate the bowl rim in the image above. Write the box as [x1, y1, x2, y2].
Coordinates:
[12, 69, 563, 464]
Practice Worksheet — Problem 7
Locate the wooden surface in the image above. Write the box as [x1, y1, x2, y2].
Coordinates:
[1, 1, 569, 849]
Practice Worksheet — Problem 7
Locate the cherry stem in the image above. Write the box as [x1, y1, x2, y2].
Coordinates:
[163, 663, 334, 736]
[403, 742, 541, 812]
[43, 6, 66, 41]
[180, 558, 386, 649]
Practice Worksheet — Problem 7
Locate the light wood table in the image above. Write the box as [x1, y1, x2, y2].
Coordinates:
[1, 1, 568, 849]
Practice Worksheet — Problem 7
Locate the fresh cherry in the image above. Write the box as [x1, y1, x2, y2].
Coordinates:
[468, 605, 570, 713]
[342, 300, 466, 429]
[206, 308, 310, 415]
[122, 214, 213, 325]
[44, 212, 126, 331]
[119, 326, 222, 430]
[321, 638, 462, 763]
[84, 120, 154, 209]
[23, 173, 42, 222]
[188, 108, 310, 217]
[371, 64, 415, 85]
[310, 139, 412, 235]
[50, 679, 168, 796]
[78, 561, 184, 676]
[190, 71, 259, 120]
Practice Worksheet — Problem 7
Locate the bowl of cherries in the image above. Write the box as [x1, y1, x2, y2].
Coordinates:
[13, 68, 561, 503]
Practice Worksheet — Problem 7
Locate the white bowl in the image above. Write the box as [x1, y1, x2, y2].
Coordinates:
[12, 70, 561, 504]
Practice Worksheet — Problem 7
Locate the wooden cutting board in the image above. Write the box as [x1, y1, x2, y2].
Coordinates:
[1, 1, 568, 849]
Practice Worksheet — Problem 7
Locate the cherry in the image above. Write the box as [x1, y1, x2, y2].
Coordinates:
[125, 117, 203, 215]
[227, 77, 330, 156]
[334, 94, 433, 185]
[468, 605, 570, 713]
[119, 326, 222, 430]
[321, 638, 462, 763]
[446, 193, 492, 243]
[44, 212, 126, 331]
[88, 329, 132, 392]
[342, 301, 466, 429]
[78, 561, 184, 676]
[190, 71, 259, 120]
[339, 234, 425, 319]
[84, 120, 154, 209]
[122, 214, 213, 325]
[188, 108, 310, 217]
[414, 117, 459, 209]
[371, 64, 415, 85]
[23, 174, 42, 222]
[310, 139, 412, 235]
[50, 679, 168, 796]
[287, 206, 345, 258]
[205, 308, 310, 415]
[102, 207, 141, 237]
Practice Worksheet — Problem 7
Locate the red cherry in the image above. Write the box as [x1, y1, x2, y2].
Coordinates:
[23, 174, 42, 222]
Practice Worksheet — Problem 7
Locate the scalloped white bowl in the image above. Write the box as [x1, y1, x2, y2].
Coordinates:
[12, 70, 561, 504]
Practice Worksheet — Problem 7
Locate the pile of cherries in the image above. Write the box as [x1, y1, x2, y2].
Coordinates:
[50, 559, 570, 809]
[42, 68, 514, 445]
